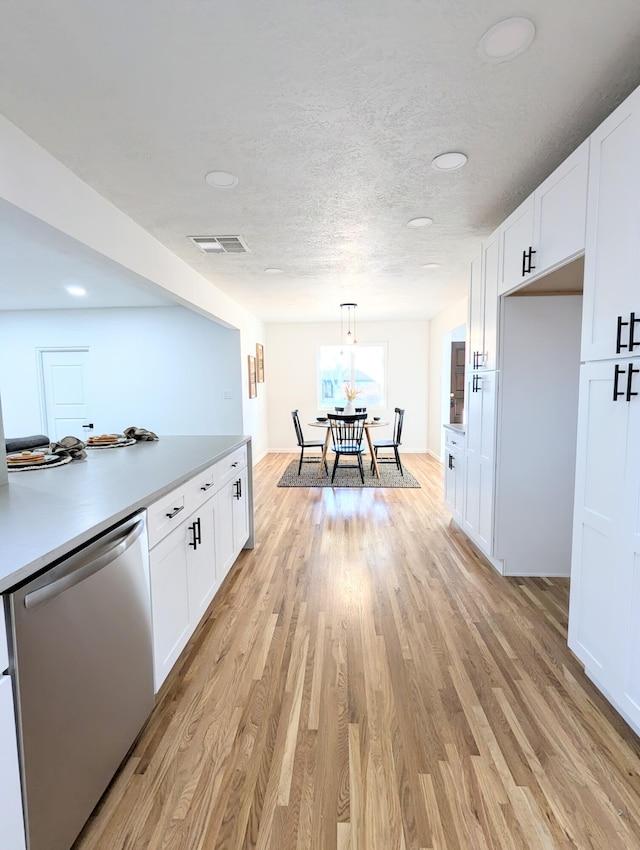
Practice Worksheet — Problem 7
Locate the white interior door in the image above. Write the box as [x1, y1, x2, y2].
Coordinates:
[39, 348, 90, 441]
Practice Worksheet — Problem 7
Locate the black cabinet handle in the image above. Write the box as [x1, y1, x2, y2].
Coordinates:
[521, 249, 527, 277]
[196, 517, 202, 545]
[188, 521, 198, 549]
[165, 505, 184, 519]
[616, 315, 629, 353]
[200, 482, 214, 491]
[472, 375, 481, 393]
[630, 312, 639, 351]
[627, 363, 639, 402]
[233, 479, 242, 500]
[231, 461, 239, 468]
[613, 364, 627, 401]
[81, 423, 94, 430]
[448, 454, 455, 470]
[528, 247, 536, 273]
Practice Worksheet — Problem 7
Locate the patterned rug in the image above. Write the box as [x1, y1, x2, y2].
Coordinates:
[277, 459, 421, 488]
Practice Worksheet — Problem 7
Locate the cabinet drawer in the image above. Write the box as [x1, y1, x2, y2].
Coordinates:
[0, 604, 7, 672]
[216, 445, 247, 487]
[186, 463, 218, 512]
[147, 485, 188, 549]
[445, 431, 465, 454]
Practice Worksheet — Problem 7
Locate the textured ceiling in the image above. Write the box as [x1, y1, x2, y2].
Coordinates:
[2, 1, 640, 322]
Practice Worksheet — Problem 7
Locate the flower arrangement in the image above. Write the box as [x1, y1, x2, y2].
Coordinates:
[343, 382, 362, 401]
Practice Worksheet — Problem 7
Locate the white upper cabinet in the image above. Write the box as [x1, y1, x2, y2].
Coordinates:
[467, 255, 483, 371]
[533, 140, 589, 276]
[468, 228, 499, 371]
[581, 85, 640, 362]
[498, 195, 535, 294]
[481, 230, 499, 371]
[499, 141, 589, 296]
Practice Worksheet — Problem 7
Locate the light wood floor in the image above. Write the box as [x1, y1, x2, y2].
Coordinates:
[76, 453, 640, 850]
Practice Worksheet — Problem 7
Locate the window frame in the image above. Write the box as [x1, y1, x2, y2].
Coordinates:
[316, 341, 388, 411]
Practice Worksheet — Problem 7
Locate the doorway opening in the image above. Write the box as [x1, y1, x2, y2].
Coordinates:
[449, 341, 465, 424]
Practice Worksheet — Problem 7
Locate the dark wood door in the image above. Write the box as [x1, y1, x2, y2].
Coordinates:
[450, 341, 465, 424]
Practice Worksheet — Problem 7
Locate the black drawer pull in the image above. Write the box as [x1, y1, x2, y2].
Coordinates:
[200, 482, 214, 491]
[165, 505, 184, 519]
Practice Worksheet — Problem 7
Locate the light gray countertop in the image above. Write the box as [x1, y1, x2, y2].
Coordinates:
[443, 422, 466, 435]
[0, 435, 249, 593]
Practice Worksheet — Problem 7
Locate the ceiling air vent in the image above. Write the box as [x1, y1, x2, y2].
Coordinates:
[188, 235, 249, 254]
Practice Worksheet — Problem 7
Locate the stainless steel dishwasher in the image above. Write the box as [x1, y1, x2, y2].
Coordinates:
[6, 510, 154, 850]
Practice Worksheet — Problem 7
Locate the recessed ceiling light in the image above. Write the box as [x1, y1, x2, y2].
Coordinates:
[264, 267, 284, 275]
[432, 152, 468, 172]
[65, 285, 86, 297]
[422, 263, 441, 269]
[205, 170, 239, 189]
[478, 17, 535, 63]
[407, 217, 433, 228]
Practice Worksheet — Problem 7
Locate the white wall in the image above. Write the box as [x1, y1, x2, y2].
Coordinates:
[266, 321, 429, 452]
[0, 307, 243, 439]
[0, 116, 268, 460]
[494, 295, 582, 576]
[427, 296, 468, 459]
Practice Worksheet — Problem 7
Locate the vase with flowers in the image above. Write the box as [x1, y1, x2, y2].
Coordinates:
[343, 382, 362, 415]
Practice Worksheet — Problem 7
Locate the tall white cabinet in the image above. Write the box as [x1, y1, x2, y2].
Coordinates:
[568, 84, 640, 736]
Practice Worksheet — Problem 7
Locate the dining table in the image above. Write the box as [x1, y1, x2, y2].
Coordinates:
[308, 418, 390, 479]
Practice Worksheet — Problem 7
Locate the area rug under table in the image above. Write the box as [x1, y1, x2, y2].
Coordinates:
[277, 460, 421, 488]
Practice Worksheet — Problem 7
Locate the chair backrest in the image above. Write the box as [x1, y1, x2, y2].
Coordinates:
[334, 406, 344, 412]
[291, 410, 304, 447]
[393, 408, 405, 445]
[355, 407, 367, 413]
[328, 413, 366, 452]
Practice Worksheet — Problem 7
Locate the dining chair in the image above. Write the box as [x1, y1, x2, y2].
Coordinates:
[327, 413, 367, 483]
[291, 410, 328, 475]
[371, 407, 405, 475]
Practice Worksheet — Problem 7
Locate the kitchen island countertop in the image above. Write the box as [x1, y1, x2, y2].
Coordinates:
[0, 435, 250, 593]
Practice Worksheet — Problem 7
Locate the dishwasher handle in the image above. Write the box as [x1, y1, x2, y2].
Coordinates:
[24, 515, 146, 611]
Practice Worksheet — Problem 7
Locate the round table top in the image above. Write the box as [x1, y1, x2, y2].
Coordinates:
[308, 418, 388, 428]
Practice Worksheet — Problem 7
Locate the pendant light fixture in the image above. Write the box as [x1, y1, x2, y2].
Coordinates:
[340, 302, 357, 350]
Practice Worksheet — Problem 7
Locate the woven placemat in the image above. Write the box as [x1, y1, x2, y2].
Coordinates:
[7, 454, 73, 472]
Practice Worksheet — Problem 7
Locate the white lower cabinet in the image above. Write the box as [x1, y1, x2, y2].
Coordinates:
[232, 467, 250, 554]
[149, 522, 191, 689]
[0, 675, 26, 850]
[568, 359, 640, 734]
[187, 500, 218, 625]
[443, 429, 465, 526]
[148, 445, 250, 691]
[149, 498, 219, 690]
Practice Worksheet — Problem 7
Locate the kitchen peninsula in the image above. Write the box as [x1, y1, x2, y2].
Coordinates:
[0, 435, 253, 592]
[0, 435, 253, 850]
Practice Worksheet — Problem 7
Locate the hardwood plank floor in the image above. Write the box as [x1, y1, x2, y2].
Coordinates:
[75, 453, 640, 850]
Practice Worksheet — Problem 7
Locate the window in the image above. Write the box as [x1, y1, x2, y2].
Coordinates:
[317, 343, 387, 410]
